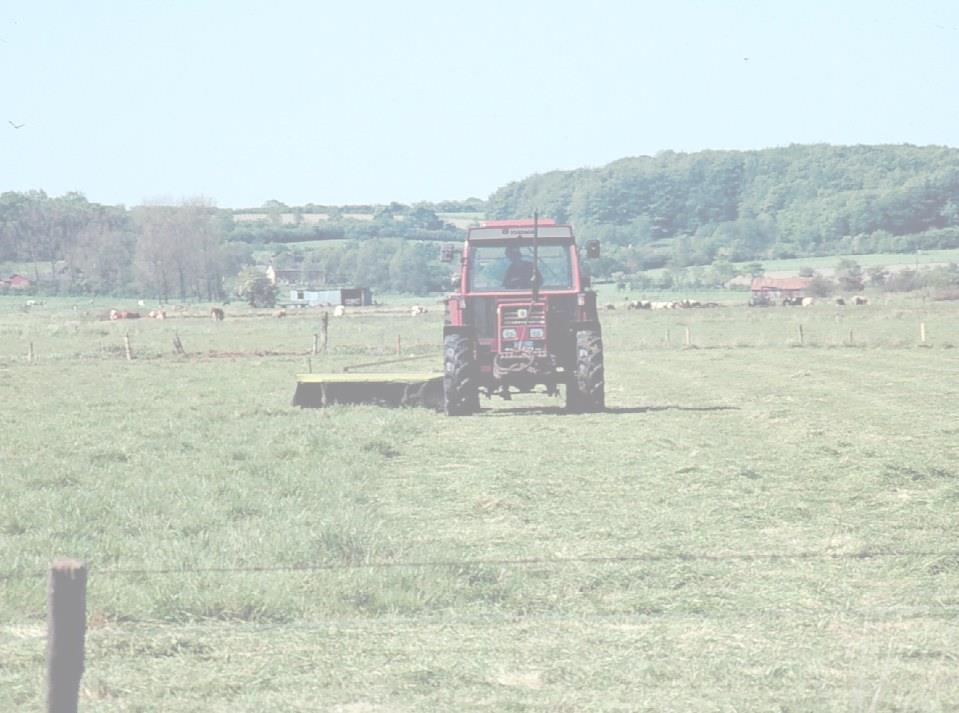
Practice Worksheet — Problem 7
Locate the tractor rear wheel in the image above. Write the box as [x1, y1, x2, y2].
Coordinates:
[566, 329, 605, 412]
[443, 333, 479, 416]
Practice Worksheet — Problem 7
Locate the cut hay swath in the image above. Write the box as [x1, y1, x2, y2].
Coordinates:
[293, 372, 443, 409]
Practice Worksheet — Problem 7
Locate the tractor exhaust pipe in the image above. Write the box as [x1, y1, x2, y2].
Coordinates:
[532, 211, 540, 300]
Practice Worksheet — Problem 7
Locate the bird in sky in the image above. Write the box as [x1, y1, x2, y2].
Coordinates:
[9, 121, 24, 129]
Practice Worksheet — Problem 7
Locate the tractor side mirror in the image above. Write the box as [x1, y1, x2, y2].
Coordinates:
[440, 243, 455, 263]
[586, 240, 601, 259]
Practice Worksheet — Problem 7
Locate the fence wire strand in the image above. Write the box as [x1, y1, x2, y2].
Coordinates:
[2, 548, 959, 582]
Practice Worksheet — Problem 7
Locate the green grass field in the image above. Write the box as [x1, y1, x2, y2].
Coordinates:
[2, 294, 959, 711]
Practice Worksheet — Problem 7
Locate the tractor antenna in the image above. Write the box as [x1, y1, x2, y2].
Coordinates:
[532, 211, 540, 299]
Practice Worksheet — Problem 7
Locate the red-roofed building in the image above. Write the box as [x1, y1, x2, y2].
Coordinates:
[5, 274, 31, 289]
[750, 276, 811, 304]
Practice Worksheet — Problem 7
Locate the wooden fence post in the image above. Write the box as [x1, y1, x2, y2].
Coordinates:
[396, 335, 402, 355]
[797, 324, 804, 346]
[320, 312, 329, 353]
[920, 322, 927, 344]
[47, 559, 86, 713]
[123, 334, 133, 361]
[28, 341, 35, 363]
[172, 333, 185, 355]
[664, 327, 671, 347]
[684, 326, 691, 348]
[312, 333, 319, 356]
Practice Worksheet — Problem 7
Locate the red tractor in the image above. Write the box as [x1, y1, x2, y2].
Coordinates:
[441, 219, 604, 415]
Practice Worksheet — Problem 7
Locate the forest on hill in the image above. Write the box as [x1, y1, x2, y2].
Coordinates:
[489, 144, 959, 267]
[3, 145, 959, 297]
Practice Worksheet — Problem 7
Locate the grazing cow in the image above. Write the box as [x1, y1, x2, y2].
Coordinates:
[802, 297, 815, 307]
[109, 309, 140, 320]
[605, 303, 616, 310]
[410, 305, 427, 316]
[210, 307, 225, 321]
[147, 309, 167, 320]
[835, 297, 845, 306]
[627, 300, 651, 310]
[853, 295, 869, 305]
[333, 305, 346, 317]
[273, 308, 287, 318]
[781, 296, 803, 306]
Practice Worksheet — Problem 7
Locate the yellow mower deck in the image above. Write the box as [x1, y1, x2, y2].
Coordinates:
[293, 373, 444, 409]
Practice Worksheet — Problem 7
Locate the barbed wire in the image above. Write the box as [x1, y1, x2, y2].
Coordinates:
[2, 548, 957, 582]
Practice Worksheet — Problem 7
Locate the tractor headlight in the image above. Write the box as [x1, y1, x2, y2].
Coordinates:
[502, 328, 517, 340]
[529, 327, 545, 339]
[516, 309, 528, 319]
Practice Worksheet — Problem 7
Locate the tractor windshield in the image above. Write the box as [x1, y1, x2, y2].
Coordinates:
[469, 243, 573, 292]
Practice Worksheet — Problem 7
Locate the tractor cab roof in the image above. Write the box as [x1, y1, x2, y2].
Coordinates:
[467, 221, 575, 242]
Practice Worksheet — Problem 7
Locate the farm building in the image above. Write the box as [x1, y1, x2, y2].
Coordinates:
[284, 287, 373, 307]
[1, 274, 32, 289]
[750, 276, 811, 303]
[266, 264, 326, 286]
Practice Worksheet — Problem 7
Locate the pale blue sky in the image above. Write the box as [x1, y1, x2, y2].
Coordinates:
[3, 1, 959, 208]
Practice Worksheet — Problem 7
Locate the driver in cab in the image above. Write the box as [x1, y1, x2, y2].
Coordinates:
[502, 245, 535, 289]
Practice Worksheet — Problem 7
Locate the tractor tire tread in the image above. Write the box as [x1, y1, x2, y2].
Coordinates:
[567, 329, 605, 412]
[444, 333, 479, 416]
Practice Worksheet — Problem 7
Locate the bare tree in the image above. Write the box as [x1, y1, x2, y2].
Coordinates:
[134, 199, 227, 301]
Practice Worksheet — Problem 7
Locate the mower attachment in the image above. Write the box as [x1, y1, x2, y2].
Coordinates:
[293, 373, 443, 409]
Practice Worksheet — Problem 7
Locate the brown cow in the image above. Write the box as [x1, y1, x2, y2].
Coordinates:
[210, 307, 225, 321]
[109, 309, 141, 320]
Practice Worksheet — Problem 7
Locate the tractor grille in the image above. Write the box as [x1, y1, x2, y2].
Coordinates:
[500, 303, 546, 328]
[498, 302, 547, 354]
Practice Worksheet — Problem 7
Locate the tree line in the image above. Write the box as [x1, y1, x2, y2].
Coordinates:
[0, 192, 461, 298]
[0, 191, 252, 299]
[6, 144, 959, 298]
[488, 144, 959, 267]
[270, 239, 450, 295]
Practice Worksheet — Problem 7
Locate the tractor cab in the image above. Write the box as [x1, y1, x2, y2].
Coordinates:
[442, 220, 604, 415]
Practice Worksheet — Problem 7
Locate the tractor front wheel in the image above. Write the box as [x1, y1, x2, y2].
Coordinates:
[566, 329, 605, 413]
[443, 333, 479, 416]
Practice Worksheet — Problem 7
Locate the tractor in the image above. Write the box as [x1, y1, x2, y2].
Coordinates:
[441, 219, 604, 415]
